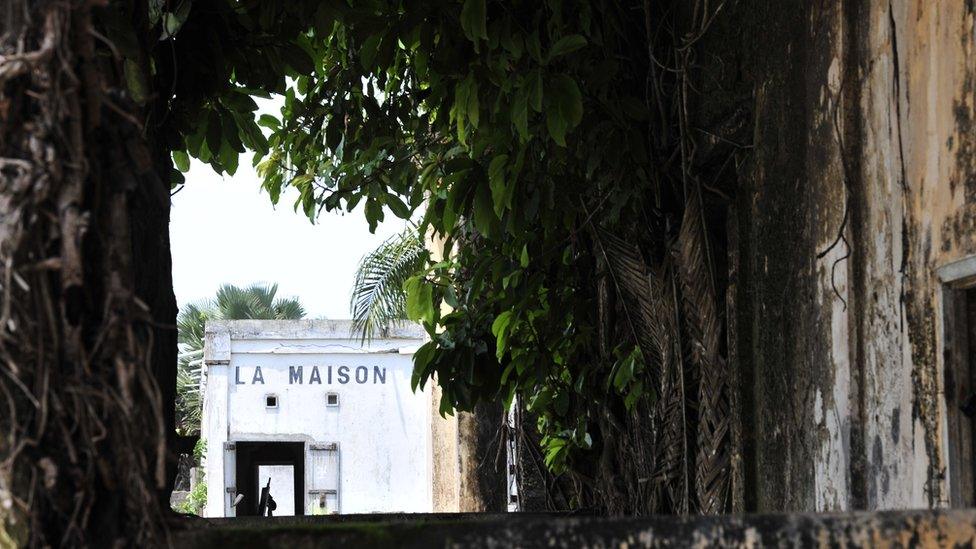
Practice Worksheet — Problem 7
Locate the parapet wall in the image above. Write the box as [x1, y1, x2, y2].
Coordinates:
[172, 509, 976, 548]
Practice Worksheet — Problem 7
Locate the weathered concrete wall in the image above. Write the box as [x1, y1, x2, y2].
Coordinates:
[430, 380, 461, 512]
[739, 0, 848, 513]
[172, 508, 976, 548]
[741, 0, 976, 512]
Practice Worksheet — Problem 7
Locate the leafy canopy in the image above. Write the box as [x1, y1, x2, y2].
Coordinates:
[161, 0, 658, 473]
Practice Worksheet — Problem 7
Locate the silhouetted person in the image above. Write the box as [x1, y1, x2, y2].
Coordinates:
[257, 478, 277, 517]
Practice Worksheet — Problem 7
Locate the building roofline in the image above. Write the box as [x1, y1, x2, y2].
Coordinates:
[204, 319, 426, 341]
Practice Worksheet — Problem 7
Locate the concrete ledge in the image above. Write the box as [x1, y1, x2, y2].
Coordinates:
[170, 509, 976, 548]
[205, 319, 426, 341]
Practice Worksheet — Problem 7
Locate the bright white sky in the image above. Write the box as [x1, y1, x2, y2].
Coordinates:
[169, 159, 406, 319]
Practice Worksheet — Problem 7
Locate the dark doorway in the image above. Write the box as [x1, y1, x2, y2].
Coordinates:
[235, 441, 305, 516]
[944, 284, 976, 507]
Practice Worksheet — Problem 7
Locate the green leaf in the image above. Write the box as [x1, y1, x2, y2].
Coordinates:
[170, 168, 185, 188]
[123, 59, 149, 104]
[460, 0, 488, 43]
[361, 33, 384, 70]
[386, 193, 411, 219]
[528, 70, 543, 113]
[237, 118, 269, 155]
[466, 78, 480, 129]
[172, 150, 190, 172]
[491, 311, 513, 337]
[222, 92, 258, 112]
[554, 391, 569, 416]
[545, 110, 567, 146]
[365, 198, 385, 232]
[283, 43, 315, 75]
[162, 13, 182, 39]
[404, 276, 435, 324]
[613, 352, 635, 390]
[545, 75, 583, 146]
[520, 244, 529, 267]
[290, 173, 313, 189]
[326, 116, 343, 151]
[491, 310, 513, 359]
[258, 114, 280, 130]
[206, 111, 222, 158]
[221, 113, 244, 153]
[454, 79, 470, 142]
[488, 154, 508, 217]
[218, 141, 239, 176]
[529, 388, 553, 412]
[501, 21, 523, 57]
[624, 380, 644, 410]
[411, 342, 437, 392]
[472, 181, 494, 236]
[547, 34, 587, 62]
[511, 90, 529, 142]
[454, 75, 479, 142]
[163, 0, 193, 38]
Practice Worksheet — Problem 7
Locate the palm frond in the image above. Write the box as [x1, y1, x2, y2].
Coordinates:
[594, 226, 692, 513]
[175, 283, 306, 435]
[350, 228, 428, 342]
[175, 361, 203, 433]
[247, 282, 279, 316]
[273, 297, 305, 320]
[654, 263, 691, 514]
[177, 302, 213, 348]
[676, 184, 730, 514]
[215, 284, 255, 319]
[592, 227, 663, 385]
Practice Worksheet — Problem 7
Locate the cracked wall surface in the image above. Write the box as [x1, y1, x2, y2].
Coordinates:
[742, 0, 976, 511]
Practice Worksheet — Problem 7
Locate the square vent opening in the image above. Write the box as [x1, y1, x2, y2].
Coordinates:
[326, 393, 339, 406]
[265, 394, 278, 408]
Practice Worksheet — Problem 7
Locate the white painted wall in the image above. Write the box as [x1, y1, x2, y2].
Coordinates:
[202, 320, 431, 517]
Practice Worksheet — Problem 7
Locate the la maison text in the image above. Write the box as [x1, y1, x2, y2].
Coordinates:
[234, 365, 388, 385]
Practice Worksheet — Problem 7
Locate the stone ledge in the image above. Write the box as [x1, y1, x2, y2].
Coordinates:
[170, 509, 976, 548]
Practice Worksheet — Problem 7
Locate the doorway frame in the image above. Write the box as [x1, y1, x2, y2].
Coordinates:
[938, 254, 976, 507]
[233, 441, 306, 516]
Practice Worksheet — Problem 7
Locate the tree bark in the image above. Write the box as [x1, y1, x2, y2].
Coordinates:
[457, 402, 509, 512]
[0, 1, 176, 545]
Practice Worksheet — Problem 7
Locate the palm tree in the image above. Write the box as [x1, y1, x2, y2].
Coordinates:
[350, 227, 428, 342]
[175, 283, 306, 434]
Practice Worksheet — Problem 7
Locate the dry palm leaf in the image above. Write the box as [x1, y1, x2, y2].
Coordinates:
[652, 264, 691, 514]
[676, 183, 731, 514]
[591, 226, 662, 386]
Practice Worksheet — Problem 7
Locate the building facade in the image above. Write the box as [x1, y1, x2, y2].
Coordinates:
[200, 320, 433, 517]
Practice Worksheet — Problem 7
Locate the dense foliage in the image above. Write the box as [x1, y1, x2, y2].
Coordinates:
[249, 0, 659, 441]
[158, 0, 735, 515]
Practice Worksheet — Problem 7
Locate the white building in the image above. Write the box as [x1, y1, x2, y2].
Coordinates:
[200, 320, 433, 517]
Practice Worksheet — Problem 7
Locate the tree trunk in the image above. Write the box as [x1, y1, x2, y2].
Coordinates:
[0, 1, 176, 545]
[457, 402, 509, 512]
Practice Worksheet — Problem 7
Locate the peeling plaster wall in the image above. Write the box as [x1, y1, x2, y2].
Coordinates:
[741, 0, 847, 512]
[742, 0, 976, 512]
[898, 0, 976, 508]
